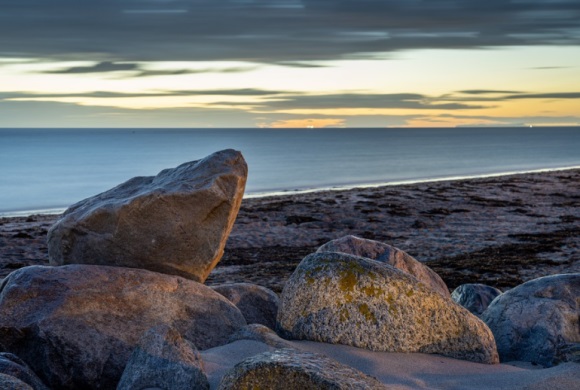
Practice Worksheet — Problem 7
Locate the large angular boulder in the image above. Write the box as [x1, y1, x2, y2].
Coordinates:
[0, 265, 246, 390]
[317, 235, 450, 298]
[452, 283, 502, 316]
[277, 252, 498, 364]
[212, 283, 279, 329]
[218, 348, 387, 390]
[117, 325, 209, 390]
[48, 149, 247, 282]
[481, 274, 580, 367]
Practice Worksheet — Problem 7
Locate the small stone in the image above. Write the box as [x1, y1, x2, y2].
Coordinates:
[212, 283, 279, 329]
[217, 348, 387, 389]
[451, 283, 502, 316]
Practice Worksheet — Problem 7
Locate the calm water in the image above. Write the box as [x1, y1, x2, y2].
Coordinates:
[1, 127, 580, 216]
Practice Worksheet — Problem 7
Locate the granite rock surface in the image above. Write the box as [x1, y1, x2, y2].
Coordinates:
[48, 149, 247, 282]
[452, 283, 502, 316]
[0, 353, 48, 390]
[0, 265, 246, 389]
[277, 252, 499, 364]
[482, 273, 580, 366]
[117, 325, 209, 390]
[212, 283, 279, 329]
[317, 235, 450, 298]
[218, 348, 387, 390]
[227, 324, 295, 349]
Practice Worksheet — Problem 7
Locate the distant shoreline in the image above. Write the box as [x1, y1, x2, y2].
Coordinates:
[244, 164, 580, 199]
[3, 164, 580, 218]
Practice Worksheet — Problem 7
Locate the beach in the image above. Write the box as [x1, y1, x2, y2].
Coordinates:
[1, 168, 579, 293]
[1, 167, 579, 389]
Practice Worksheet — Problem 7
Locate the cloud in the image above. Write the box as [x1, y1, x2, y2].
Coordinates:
[42, 61, 257, 77]
[0, 99, 258, 128]
[0, 89, 289, 100]
[1, 1, 579, 63]
[457, 90, 524, 95]
[504, 92, 580, 100]
[136, 66, 257, 77]
[45, 61, 139, 74]
[2, 95, 578, 128]
[9, 88, 580, 114]
[247, 93, 490, 111]
[444, 90, 580, 102]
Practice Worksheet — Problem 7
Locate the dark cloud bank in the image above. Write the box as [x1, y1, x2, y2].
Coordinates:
[1, 0, 579, 63]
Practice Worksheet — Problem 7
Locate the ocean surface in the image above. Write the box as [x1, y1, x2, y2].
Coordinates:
[1, 127, 579, 217]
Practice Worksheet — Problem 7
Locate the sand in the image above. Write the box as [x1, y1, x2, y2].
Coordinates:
[201, 339, 580, 389]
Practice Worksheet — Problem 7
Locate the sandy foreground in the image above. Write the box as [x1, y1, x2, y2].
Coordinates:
[0, 169, 579, 389]
[202, 340, 580, 390]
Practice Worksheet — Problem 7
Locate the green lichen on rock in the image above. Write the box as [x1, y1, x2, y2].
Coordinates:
[358, 303, 376, 322]
[277, 252, 499, 364]
[362, 284, 383, 297]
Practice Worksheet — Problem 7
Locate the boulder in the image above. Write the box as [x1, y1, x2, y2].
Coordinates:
[481, 274, 580, 367]
[217, 348, 387, 390]
[0, 265, 246, 390]
[277, 252, 498, 364]
[317, 235, 450, 298]
[117, 325, 209, 390]
[0, 353, 48, 390]
[48, 149, 247, 282]
[452, 283, 502, 316]
[227, 324, 295, 349]
[212, 283, 279, 329]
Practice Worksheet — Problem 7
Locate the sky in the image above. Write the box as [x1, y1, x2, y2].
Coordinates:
[1, 0, 579, 128]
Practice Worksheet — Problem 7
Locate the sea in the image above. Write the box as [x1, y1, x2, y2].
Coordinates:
[1, 127, 579, 217]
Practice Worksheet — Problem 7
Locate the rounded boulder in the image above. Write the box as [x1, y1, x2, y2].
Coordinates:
[481, 273, 580, 367]
[277, 252, 498, 364]
[0, 265, 246, 389]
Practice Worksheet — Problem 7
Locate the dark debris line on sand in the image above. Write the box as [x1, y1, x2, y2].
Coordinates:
[2, 169, 580, 293]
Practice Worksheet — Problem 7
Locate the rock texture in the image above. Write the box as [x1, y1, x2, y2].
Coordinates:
[227, 324, 295, 349]
[317, 235, 450, 298]
[212, 283, 279, 329]
[0, 373, 33, 390]
[218, 348, 387, 390]
[277, 252, 499, 364]
[481, 273, 580, 367]
[452, 283, 502, 316]
[48, 149, 247, 282]
[117, 325, 209, 390]
[0, 353, 48, 390]
[0, 265, 246, 390]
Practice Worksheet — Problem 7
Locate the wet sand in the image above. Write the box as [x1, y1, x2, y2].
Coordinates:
[1, 168, 579, 293]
